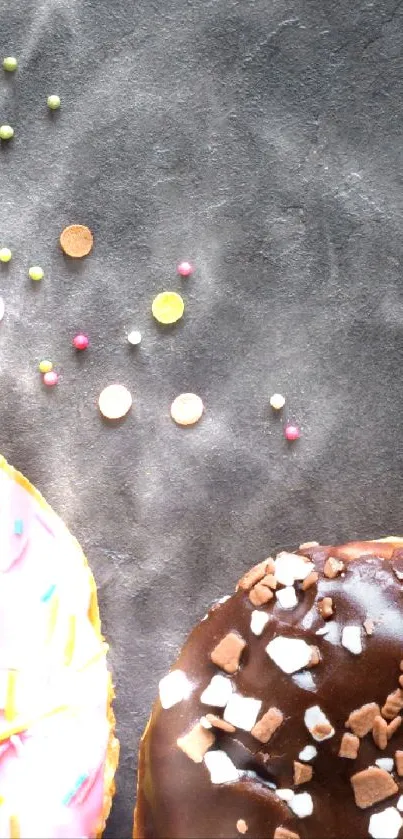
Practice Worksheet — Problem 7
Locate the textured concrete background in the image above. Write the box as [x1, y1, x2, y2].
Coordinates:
[1, 0, 403, 835]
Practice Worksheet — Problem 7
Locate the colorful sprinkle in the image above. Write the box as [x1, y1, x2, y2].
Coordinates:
[3, 56, 18, 72]
[43, 371, 58, 387]
[0, 248, 12, 263]
[152, 291, 184, 325]
[270, 393, 285, 410]
[284, 423, 301, 442]
[47, 594, 59, 643]
[28, 266, 44, 281]
[13, 519, 23, 536]
[127, 330, 142, 346]
[177, 261, 194, 277]
[0, 125, 14, 140]
[38, 359, 53, 374]
[5, 670, 17, 721]
[47, 94, 61, 110]
[60, 224, 93, 258]
[98, 384, 132, 420]
[73, 333, 89, 350]
[62, 774, 88, 806]
[65, 615, 76, 666]
[170, 393, 204, 426]
[41, 583, 56, 603]
[9, 814, 20, 839]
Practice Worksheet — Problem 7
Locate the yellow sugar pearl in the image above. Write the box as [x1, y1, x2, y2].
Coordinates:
[0, 247, 12, 263]
[29, 266, 44, 281]
[38, 359, 53, 374]
[152, 291, 184, 324]
[270, 393, 285, 410]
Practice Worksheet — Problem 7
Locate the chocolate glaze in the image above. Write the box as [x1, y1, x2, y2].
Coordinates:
[134, 539, 403, 839]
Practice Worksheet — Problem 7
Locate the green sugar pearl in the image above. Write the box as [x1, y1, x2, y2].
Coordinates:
[29, 266, 44, 281]
[0, 125, 14, 140]
[47, 94, 61, 110]
[3, 56, 18, 72]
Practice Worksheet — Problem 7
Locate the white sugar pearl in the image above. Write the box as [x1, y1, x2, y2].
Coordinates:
[289, 792, 313, 818]
[127, 330, 142, 345]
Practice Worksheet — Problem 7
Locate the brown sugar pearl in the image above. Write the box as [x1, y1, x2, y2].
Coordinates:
[60, 224, 93, 258]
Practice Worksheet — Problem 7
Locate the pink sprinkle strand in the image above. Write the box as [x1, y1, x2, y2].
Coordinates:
[284, 423, 301, 442]
[43, 371, 58, 387]
[177, 261, 194, 277]
[73, 334, 89, 350]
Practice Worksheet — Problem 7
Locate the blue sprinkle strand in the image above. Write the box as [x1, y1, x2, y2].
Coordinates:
[63, 774, 88, 806]
[41, 583, 57, 603]
[13, 519, 23, 536]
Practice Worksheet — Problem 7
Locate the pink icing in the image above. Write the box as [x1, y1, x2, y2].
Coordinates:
[0, 462, 111, 838]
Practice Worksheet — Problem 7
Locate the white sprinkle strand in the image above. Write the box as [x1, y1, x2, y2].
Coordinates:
[304, 705, 335, 741]
[266, 636, 313, 674]
[250, 610, 269, 636]
[299, 745, 317, 762]
[276, 789, 295, 802]
[200, 675, 233, 707]
[276, 586, 298, 610]
[159, 670, 191, 709]
[341, 625, 362, 655]
[368, 807, 402, 839]
[289, 792, 314, 818]
[204, 750, 240, 784]
[223, 694, 262, 732]
[376, 758, 394, 772]
[274, 552, 315, 586]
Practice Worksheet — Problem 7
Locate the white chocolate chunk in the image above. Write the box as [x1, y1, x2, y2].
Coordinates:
[200, 716, 213, 729]
[397, 796, 403, 812]
[159, 670, 191, 709]
[376, 758, 394, 772]
[369, 807, 402, 839]
[341, 625, 362, 655]
[289, 792, 313, 818]
[276, 789, 295, 802]
[250, 610, 269, 636]
[224, 693, 262, 732]
[200, 675, 233, 707]
[304, 705, 335, 741]
[299, 745, 317, 762]
[204, 750, 240, 784]
[276, 586, 298, 610]
[266, 636, 313, 674]
[274, 552, 315, 586]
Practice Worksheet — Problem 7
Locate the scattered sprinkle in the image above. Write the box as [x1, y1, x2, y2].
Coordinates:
[0, 125, 14, 140]
[251, 707, 283, 743]
[73, 333, 89, 351]
[127, 330, 142, 345]
[301, 570, 319, 590]
[0, 247, 12, 262]
[266, 636, 314, 674]
[373, 715, 388, 750]
[98, 384, 132, 420]
[363, 618, 374, 635]
[204, 714, 235, 733]
[28, 266, 44, 281]
[204, 750, 240, 784]
[47, 94, 61, 110]
[395, 751, 403, 776]
[351, 766, 398, 809]
[276, 586, 298, 610]
[274, 552, 315, 586]
[223, 693, 262, 732]
[317, 597, 334, 619]
[158, 670, 191, 709]
[177, 261, 194, 277]
[237, 558, 275, 591]
[339, 732, 360, 759]
[293, 761, 313, 785]
[152, 291, 184, 324]
[298, 745, 317, 762]
[3, 57, 18, 72]
[13, 519, 23, 536]
[288, 792, 313, 818]
[376, 758, 394, 772]
[43, 371, 58, 387]
[5, 670, 17, 721]
[177, 722, 215, 763]
[170, 392, 204, 427]
[346, 703, 381, 737]
[211, 632, 246, 674]
[38, 359, 53, 374]
[41, 583, 56, 603]
[369, 808, 402, 839]
[236, 819, 248, 834]
[250, 610, 269, 636]
[62, 774, 87, 806]
[200, 675, 233, 707]
[270, 393, 285, 410]
[341, 625, 362, 655]
[60, 224, 93, 258]
[284, 423, 300, 441]
[276, 789, 295, 802]
[382, 689, 403, 719]
[323, 557, 345, 579]
[304, 706, 335, 741]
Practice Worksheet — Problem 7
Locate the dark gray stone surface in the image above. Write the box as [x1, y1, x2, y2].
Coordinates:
[1, 0, 403, 835]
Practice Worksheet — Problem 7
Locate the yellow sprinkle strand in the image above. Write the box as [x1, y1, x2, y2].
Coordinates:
[9, 814, 20, 839]
[0, 703, 69, 744]
[88, 578, 100, 634]
[65, 615, 76, 666]
[46, 594, 59, 643]
[0, 795, 4, 805]
[5, 671, 17, 721]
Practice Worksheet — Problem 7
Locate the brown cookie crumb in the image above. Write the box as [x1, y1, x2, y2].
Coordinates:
[345, 702, 381, 737]
[363, 619, 374, 636]
[274, 828, 300, 839]
[299, 541, 319, 550]
[350, 766, 398, 809]
[237, 559, 275, 591]
[302, 571, 319, 590]
[312, 722, 333, 738]
[210, 632, 246, 674]
[177, 723, 215, 763]
[395, 750, 403, 776]
[205, 714, 236, 733]
[236, 819, 248, 834]
[317, 597, 334, 619]
[339, 732, 360, 759]
[249, 584, 274, 607]
[307, 646, 321, 668]
[382, 689, 403, 719]
[323, 557, 345, 578]
[387, 716, 402, 739]
[261, 573, 278, 590]
[293, 761, 313, 785]
[59, 224, 94, 258]
[251, 707, 284, 743]
[372, 715, 388, 750]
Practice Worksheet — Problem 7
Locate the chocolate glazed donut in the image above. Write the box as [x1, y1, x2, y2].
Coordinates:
[134, 538, 403, 839]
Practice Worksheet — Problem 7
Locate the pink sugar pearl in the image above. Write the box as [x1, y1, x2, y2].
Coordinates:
[73, 333, 89, 350]
[43, 371, 58, 387]
[177, 261, 194, 277]
[284, 423, 301, 441]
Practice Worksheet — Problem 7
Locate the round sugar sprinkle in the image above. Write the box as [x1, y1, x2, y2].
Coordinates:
[270, 393, 285, 410]
[73, 334, 89, 350]
[98, 384, 132, 420]
[60, 224, 93, 258]
[47, 94, 61, 110]
[0, 248, 12, 263]
[170, 393, 204, 427]
[38, 360, 53, 374]
[43, 371, 58, 387]
[127, 330, 142, 346]
[0, 125, 14, 140]
[3, 57, 18, 72]
[177, 261, 194, 277]
[152, 291, 184, 324]
[284, 423, 301, 442]
[29, 266, 44, 281]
